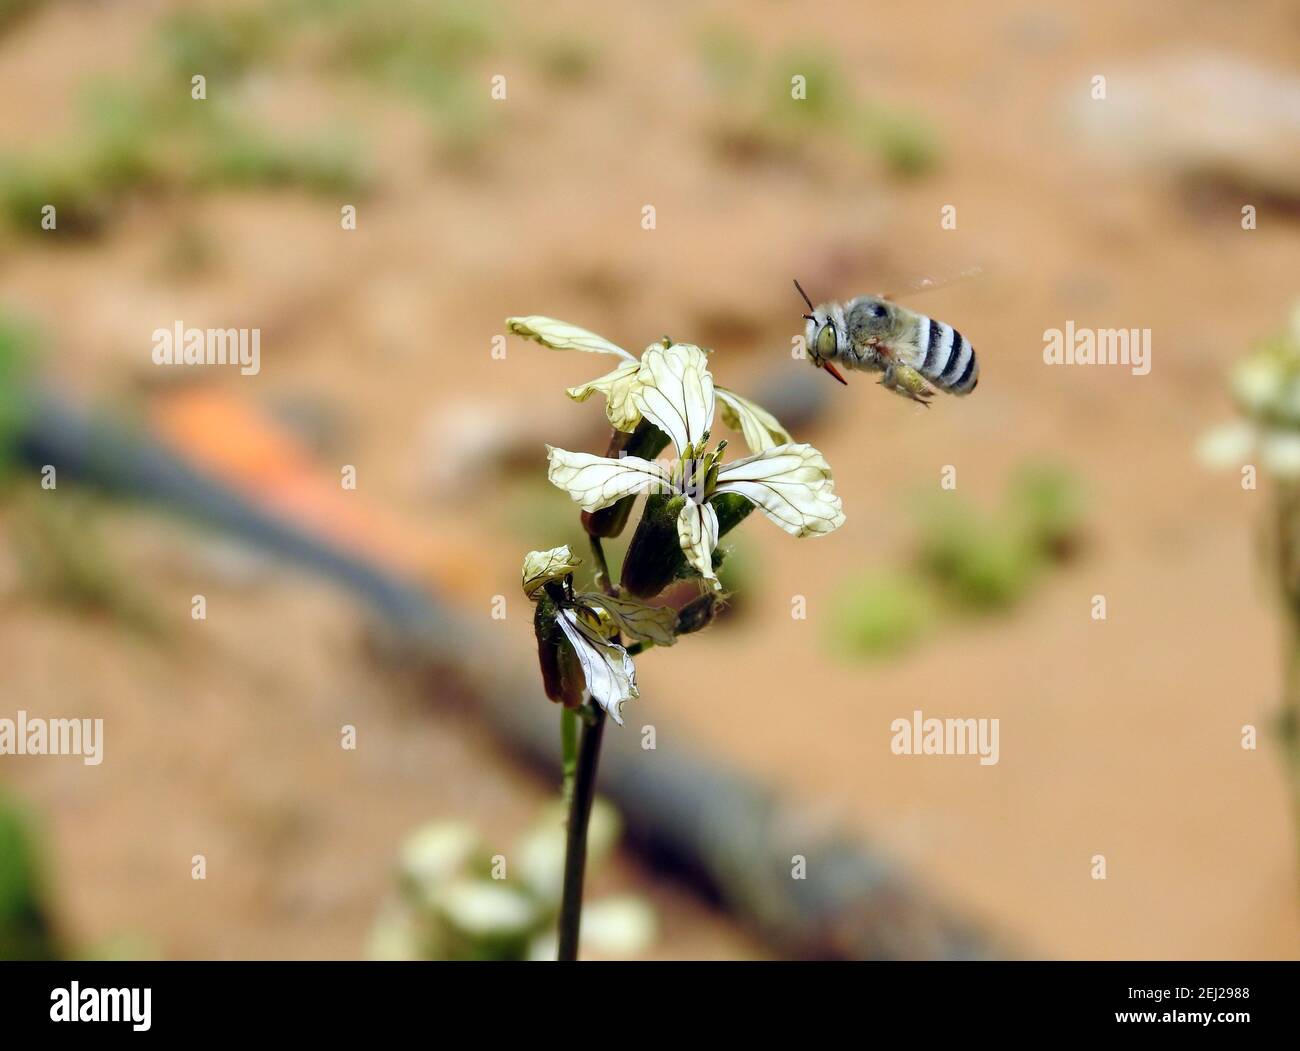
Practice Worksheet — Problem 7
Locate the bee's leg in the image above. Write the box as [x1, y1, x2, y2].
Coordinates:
[880, 364, 934, 407]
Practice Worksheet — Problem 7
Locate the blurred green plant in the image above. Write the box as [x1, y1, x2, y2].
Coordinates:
[0, 311, 39, 478]
[916, 497, 1041, 611]
[829, 462, 1085, 659]
[699, 35, 941, 178]
[917, 463, 1084, 611]
[0, 794, 60, 961]
[369, 804, 655, 961]
[12, 489, 165, 635]
[0, 1, 389, 237]
[535, 36, 599, 87]
[156, 8, 278, 80]
[832, 570, 931, 658]
[1201, 304, 1300, 878]
[0, 72, 367, 237]
[695, 22, 755, 91]
[0, 0, 43, 36]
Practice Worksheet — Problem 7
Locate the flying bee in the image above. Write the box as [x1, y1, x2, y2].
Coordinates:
[794, 278, 979, 406]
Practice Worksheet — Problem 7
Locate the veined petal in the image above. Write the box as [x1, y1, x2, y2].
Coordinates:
[555, 609, 638, 724]
[546, 446, 674, 511]
[573, 592, 678, 647]
[716, 386, 793, 453]
[715, 443, 846, 537]
[506, 316, 635, 360]
[567, 360, 645, 433]
[521, 545, 582, 598]
[633, 343, 715, 457]
[676, 499, 722, 590]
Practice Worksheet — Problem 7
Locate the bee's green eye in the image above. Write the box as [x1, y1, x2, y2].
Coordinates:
[817, 324, 838, 359]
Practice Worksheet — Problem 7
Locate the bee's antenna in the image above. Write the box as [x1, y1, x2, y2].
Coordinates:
[793, 278, 815, 314]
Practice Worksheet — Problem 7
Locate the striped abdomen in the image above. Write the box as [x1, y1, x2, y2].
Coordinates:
[915, 315, 979, 395]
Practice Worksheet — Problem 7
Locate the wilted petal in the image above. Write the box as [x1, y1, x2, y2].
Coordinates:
[567, 360, 645, 433]
[547, 446, 674, 511]
[555, 609, 638, 724]
[676, 499, 721, 589]
[715, 443, 846, 537]
[716, 386, 793, 452]
[522, 545, 582, 598]
[574, 592, 678, 647]
[506, 316, 635, 360]
[633, 343, 715, 456]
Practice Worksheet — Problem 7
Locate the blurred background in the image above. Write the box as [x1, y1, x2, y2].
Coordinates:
[0, 0, 1298, 960]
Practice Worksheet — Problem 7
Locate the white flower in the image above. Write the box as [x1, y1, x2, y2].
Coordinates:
[522, 546, 677, 723]
[546, 343, 845, 591]
[507, 315, 793, 452]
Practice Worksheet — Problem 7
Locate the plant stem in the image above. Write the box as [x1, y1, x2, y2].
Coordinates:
[560, 707, 578, 810]
[557, 705, 606, 961]
[589, 535, 616, 596]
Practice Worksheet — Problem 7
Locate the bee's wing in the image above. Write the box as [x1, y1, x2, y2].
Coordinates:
[880, 264, 984, 301]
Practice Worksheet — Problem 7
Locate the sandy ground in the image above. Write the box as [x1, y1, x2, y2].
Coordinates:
[0, 0, 1298, 958]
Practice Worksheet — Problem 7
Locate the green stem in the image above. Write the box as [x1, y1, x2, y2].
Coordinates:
[557, 705, 606, 961]
[589, 535, 616, 596]
[560, 707, 578, 810]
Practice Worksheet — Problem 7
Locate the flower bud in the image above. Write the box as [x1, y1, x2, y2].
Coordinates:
[533, 592, 585, 708]
[675, 592, 721, 635]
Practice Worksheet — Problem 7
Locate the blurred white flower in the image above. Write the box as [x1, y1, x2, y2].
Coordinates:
[1232, 359, 1281, 417]
[432, 880, 537, 937]
[1260, 431, 1300, 478]
[507, 315, 793, 452]
[580, 896, 657, 956]
[1196, 421, 1257, 469]
[526, 896, 656, 961]
[547, 343, 845, 590]
[516, 798, 621, 904]
[399, 821, 478, 892]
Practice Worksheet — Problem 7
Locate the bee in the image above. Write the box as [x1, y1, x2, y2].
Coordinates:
[794, 278, 979, 406]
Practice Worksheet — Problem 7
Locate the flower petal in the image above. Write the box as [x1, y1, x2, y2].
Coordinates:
[567, 360, 645, 432]
[555, 609, 638, 724]
[715, 443, 846, 537]
[546, 446, 673, 511]
[715, 386, 793, 453]
[506, 316, 635, 360]
[573, 592, 678, 647]
[633, 343, 715, 456]
[521, 545, 582, 598]
[676, 499, 721, 589]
